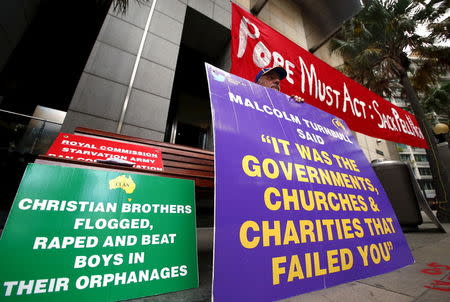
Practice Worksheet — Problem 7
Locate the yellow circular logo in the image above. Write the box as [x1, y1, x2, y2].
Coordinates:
[332, 118, 347, 133]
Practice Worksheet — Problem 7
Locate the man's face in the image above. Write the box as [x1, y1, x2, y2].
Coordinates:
[257, 71, 281, 91]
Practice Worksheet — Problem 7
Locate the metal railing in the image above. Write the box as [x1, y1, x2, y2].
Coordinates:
[0, 109, 62, 156]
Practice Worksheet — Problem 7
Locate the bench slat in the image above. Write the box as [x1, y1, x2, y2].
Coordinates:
[75, 127, 214, 159]
[36, 155, 214, 188]
[163, 153, 213, 167]
[163, 159, 214, 172]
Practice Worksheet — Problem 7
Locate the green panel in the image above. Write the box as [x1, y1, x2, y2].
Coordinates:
[0, 164, 198, 301]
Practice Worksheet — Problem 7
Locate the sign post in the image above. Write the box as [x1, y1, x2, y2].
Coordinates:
[0, 164, 198, 301]
[206, 64, 414, 302]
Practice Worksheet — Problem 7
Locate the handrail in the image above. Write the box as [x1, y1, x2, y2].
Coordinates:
[0, 109, 62, 125]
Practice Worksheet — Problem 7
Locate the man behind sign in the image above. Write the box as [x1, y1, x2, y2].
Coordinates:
[255, 66, 303, 103]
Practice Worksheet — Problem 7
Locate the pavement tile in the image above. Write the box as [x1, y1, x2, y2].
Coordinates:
[357, 262, 433, 298]
[412, 237, 450, 264]
[279, 281, 413, 302]
[413, 272, 450, 302]
[404, 229, 448, 250]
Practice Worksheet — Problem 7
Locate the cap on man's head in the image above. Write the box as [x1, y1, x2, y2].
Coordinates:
[255, 66, 287, 83]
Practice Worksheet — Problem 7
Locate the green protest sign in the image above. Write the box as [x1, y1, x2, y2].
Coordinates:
[0, 164, 198, 301]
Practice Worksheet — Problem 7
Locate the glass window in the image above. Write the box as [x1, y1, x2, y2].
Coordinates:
[418, 168, 432, 176]
[396, 144, 407, 152]
[412, 147, 425, 152]
[414, 154, 428, 162]
[421, 180, 434, 190]
[400, 154, 410, 161]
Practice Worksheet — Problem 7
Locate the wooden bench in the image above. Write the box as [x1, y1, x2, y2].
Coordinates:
[78, 127, 214, 186]
[37, 127, 214, 189]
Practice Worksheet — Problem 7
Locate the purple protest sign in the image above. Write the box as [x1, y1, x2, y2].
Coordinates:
[206, 63, 414, 302]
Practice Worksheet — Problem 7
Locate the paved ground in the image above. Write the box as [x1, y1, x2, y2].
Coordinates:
[130, 213, 450, 302]
[281, 215, 450, 302]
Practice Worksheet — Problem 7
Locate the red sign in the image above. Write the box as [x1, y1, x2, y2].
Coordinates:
[231, 3, 427, 148]
[46, 133, 164, 171]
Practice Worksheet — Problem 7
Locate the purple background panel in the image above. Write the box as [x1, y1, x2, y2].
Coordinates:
[206, 63, 414, 302]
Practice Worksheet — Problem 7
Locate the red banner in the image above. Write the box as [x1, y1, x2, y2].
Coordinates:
[46, 133, 164, 171]
[231, 3, 427, 148]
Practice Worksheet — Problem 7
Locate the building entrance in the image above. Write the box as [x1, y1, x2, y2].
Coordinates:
[166, 7, 230, 151]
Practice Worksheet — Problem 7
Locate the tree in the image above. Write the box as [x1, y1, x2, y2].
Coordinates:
[97, 0, 150, 14]
[330, 0, 450, 221]
[423, 82, 450, 124]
